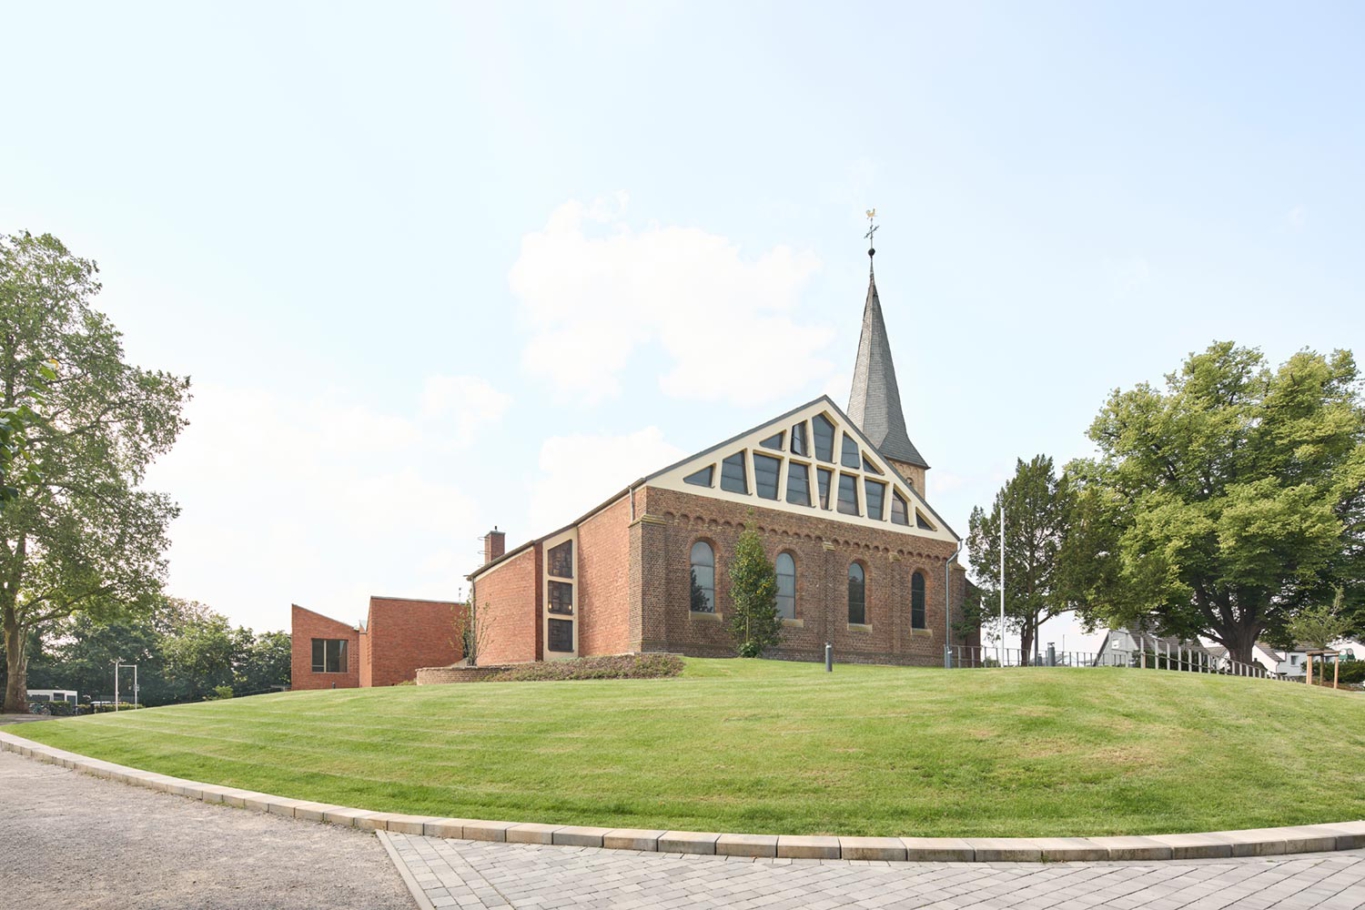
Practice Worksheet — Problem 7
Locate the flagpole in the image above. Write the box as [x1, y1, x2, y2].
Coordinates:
[999, 505, 1006, 666]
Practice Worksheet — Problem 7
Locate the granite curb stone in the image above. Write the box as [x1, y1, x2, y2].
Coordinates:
[2, 731, 1362, 865]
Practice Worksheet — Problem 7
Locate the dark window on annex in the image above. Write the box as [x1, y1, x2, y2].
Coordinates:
[690, 541, 715, 613]
[311, 639, 348, 673]
[837, 473, 860, 515]
[786, 461, 812, 506]
[548, 540, 573, 578]
[754, 453, 781, 500]
[812, 414, 835, 463]
[548, 619, 574, 652]
[848, 564, 866, 625]
[720, 452, 748, 494]
[911, 571, 927, 629]
[776, 552, 796, 619]
[548, 580, 573, 614]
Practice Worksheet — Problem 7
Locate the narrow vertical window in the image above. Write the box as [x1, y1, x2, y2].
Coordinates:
[753, 453, 781, 500]
[837, 473, 860, 515]
[848, 563, 866, 625]
[790, 422, 808, 457]
[841, 433, 860, 468]
[864, 479, 886, 520]
[817, 467, 833, 509]
[911, 571, 926, 630]
[776, 553, 796, 620]
[690, 541, 715, 613]
[786, 462, 812, 506]
[720, 451, 748, 494]
[548, 540, 573, 578]
[812, 415, 835, 463]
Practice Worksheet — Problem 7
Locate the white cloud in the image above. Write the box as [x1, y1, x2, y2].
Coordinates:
[509, 194, 833, 406]
[528, 427, 685, 533]
[420, 375, 513, 449]
[145, 376, 508, 632]
[1288, 205, 1308, 232]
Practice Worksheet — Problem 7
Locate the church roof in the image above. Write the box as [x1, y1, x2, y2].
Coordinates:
[846, 266, 929, 469]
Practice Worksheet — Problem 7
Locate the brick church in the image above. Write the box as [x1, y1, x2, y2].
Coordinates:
[292, 241, 974, 688]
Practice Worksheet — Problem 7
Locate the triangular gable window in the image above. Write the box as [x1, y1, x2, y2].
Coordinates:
[916, 510, 936, 531]
[684, 466, 714, 487]
[862, 454, 883, 474]
[759, 431, 785, 451]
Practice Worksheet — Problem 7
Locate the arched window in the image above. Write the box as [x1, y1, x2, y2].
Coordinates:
[775, 552, 796, 620]
[848, 562, 866, 625]
[690, 541, 715, 613]
[911, 571, 926, 630]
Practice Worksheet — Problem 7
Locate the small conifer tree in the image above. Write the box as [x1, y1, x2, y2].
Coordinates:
[728, 526, 782, 658]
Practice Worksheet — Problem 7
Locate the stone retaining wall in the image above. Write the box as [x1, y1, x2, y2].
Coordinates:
[414, 666, 506, 685]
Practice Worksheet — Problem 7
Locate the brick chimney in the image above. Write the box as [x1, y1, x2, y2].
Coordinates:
[484, 527, 505, 565]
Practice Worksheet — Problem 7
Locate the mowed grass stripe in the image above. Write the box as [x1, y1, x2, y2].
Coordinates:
[15, 659, 1365, 837]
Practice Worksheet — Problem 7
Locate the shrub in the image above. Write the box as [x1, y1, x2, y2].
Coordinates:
[488, 654, 684, 683]
[1332, 660, 1365, 686]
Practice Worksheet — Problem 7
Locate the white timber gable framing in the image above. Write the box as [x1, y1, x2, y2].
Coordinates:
[646, 396, 958, 545]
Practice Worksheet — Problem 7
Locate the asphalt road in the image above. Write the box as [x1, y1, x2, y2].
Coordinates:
[0, 748, 415, 910]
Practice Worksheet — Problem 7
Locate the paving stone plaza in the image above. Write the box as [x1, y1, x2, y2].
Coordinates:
[6, 741, 1365, 910]
[382, 830, 1365, 910]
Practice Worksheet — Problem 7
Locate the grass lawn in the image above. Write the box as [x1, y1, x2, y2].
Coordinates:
[13, 658, 1365, 837]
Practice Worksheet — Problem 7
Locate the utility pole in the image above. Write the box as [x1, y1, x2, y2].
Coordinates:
[999, 505, 1006, 665]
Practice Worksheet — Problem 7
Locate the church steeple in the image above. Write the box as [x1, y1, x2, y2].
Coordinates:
[846, 212, 929, 473]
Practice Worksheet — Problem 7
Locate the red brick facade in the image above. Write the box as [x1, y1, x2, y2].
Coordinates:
[290, 604, 360, 690]
[468, 482, 973, 670]
[471, 546, 540, 665]
[289, 597, 464, 690]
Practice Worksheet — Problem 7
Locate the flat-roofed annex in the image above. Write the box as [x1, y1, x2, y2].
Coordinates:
[645, 395, 958, 544]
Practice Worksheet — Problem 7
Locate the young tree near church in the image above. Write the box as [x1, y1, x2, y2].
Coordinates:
[728, 526, 781, 658]
[967, 455, 1074, 663]
[1064, 342, 1365, 665]
[0, 232, 190, 712]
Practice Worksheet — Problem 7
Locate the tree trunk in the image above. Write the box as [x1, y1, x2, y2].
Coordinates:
[1225, 622, 1259, 668]
[3, 612, 28, 713]
[1020, 621, 1036, 668]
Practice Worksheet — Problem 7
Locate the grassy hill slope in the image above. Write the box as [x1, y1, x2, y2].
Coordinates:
[14, 659, 1365, 837]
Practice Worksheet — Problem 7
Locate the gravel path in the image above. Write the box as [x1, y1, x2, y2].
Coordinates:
[0, 750, 415, 910]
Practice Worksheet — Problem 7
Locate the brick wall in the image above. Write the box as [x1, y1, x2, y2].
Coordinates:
[636, 486, 968, 666]
[367, 597, 465, 686]
[577, 494, 634, 656]
[290, 604, 360, 690]
[472, 547, 540, 665]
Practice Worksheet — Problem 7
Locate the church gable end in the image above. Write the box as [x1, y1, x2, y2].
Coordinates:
[645, 396, 956, 543]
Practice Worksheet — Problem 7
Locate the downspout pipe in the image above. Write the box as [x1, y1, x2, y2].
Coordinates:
[944, 541, 964, 668]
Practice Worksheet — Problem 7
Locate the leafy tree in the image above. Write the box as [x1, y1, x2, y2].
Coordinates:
[235, 629, 292, 695]
[727, 526, 781, 658]
[1286, 588, 1352, 651]
[967, 455, 1074, 663]
[160, 599, 242, 701]
[1, 232, 189, 712]
[1065, 342, 1365, 664]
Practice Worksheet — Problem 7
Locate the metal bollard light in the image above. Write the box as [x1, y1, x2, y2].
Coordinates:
[825, 642, 833, 673]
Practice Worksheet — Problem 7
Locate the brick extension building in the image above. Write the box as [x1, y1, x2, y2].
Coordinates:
[470, 247, 975, 667]
[290, 597, 463, 689]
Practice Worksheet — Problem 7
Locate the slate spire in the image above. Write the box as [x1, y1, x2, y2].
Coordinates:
[846, 217, 929, 469]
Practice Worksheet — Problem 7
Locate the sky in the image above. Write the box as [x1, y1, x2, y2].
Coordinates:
[2, 2, 1362, 653]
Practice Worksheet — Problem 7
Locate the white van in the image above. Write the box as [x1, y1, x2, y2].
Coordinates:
[27, 689, 78, 705]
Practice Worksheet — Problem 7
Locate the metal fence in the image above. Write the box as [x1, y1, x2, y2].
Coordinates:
[946, 643, 1297, 682]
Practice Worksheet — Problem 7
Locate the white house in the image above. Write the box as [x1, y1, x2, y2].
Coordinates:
[1095, 627, 1213, 669]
